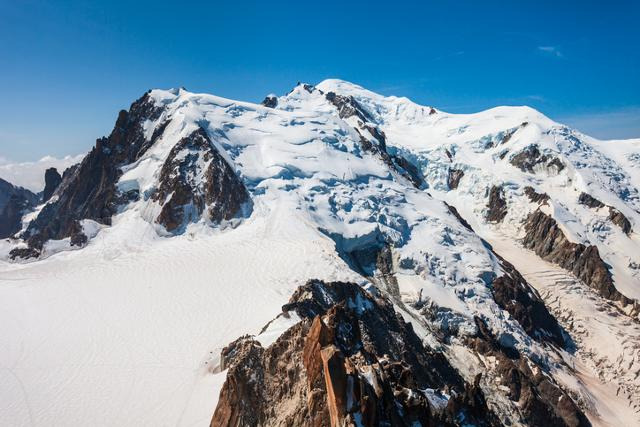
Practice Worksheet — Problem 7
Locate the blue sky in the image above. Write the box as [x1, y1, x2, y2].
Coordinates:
[1, 0, 638, 161]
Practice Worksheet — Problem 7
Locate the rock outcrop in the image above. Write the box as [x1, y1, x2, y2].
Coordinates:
[212, 280, 500, 427]
[510, 145, 564, 174]
[524, 186, 550, 205]
[152, 127, 250, 232]
[522, 209, 636, 308]
[578, 192, 633, 235]
[0, 178, 38, 239]
[486, 185, 508, 223]
[447, 168, 464, 190]
[42, 167, 62, 202]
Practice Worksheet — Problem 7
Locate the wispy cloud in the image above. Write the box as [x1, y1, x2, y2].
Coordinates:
[537, 45, 564, 58]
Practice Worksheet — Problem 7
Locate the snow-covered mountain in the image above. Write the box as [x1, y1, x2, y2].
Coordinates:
[1, 80, 638, 427]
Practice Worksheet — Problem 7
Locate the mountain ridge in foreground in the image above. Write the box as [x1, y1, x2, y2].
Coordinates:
[1, 79, 639, 427]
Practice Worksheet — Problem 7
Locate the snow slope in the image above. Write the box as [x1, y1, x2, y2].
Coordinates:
[1, 80, 639, 426]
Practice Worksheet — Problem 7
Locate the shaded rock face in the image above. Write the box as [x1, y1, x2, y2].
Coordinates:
[0, 178, 38, 239]
[608, 207, 632, 235]
[42, 167, 62, 202]
[213, 280, 500, 427]
[447, 168, 464, 190]
[491, 255, 565, 347]
[510, 145, 565, 174]
[12, 92, 166, 257]
[465, 318, 590, 427]
[152, 127, 250, 232]
[486, 185, 508, 223]
[524, 186, 549, 205]
[578, 192, 604, 209]
[523, 210, 636, 308]
[325, 91, 424, 189]
[261, 95, 278, 108]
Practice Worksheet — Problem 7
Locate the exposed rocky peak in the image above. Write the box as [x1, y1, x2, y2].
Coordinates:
[42, 167, 62, 202]
[522, 209, 637, 311]
[152, 127, 250, 232]
[486, 185, 508, 223]
[0, 177, 38, 239]
[9, 92, 169, 257]
[213, 280, 500, 427]
[510, 144, 565, 174]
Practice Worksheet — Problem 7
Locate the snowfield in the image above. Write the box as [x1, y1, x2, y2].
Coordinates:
[1, 79, 639, 426]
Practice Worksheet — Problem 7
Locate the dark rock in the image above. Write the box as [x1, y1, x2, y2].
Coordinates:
[42, 168, 62, 202]
[444, 202, 473, 232]
[17, 91, 166, 255]
[213, 280, 500, 427]
[466, 317, 590, 427]
[0, 178, 38, 238]
[261, 95, 278, 108]
[608, 207, 632, 235]
[578, 192, 604, 209]
[491, 255, 565, 347]
[522, 209, 637, 309]
[510, 145, 565, 174]
[391, 154, 425, 188]
[152, 127, 250, 232]
[578, 193, 633, 234]
[486, 185, 508, 223]
[325, 92, 373, 123]
[524, 186, 550, 205]
[448, 168, 464, 190]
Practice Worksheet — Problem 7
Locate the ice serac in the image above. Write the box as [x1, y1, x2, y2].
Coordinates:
[152, 127, 249, 232]
[212, 280, 501, 427]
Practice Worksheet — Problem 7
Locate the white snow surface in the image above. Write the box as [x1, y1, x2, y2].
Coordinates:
[1, 79, 639, 426]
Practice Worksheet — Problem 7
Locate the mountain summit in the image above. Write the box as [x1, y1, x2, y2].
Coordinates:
[1, 80, 639, 426]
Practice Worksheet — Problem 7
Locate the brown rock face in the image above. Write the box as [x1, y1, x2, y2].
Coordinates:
[212, 280, 500, 427]
[510, 145, 564, 173]
[524, 186, 550, 205]
[152, 127, 250, 232]
[608, 207, 632, 235]
[486, 185, 508, 223]
[447, 168, 464, 190]
[523, 209, 636, 308]
[491, 256, 565, 347]
[578, 192, 605, 209]
[466, 318, 590, 427]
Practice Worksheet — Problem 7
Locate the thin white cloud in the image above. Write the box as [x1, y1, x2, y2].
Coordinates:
[537, 45, 564, 58]
[0, 154, 85, 192]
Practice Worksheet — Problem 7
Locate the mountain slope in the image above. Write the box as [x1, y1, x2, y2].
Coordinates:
[1, 80, 638, 427]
